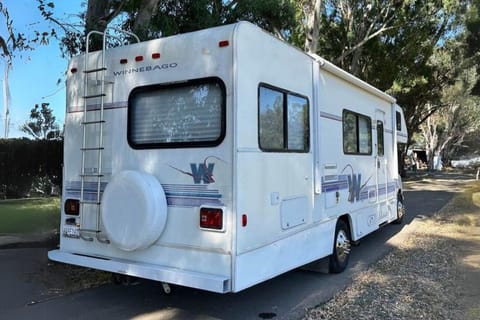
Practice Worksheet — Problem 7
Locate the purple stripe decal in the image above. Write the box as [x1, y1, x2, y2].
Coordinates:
[320, 111, 342, 122]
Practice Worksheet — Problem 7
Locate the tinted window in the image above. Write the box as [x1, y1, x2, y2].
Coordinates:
[259, 87, 284, 150]
[343, 110, 372, 155]
[128, 78, 225, 148]
[259, 85, 309, 152]
[396, 111, 402, 131]
[377, 120, 384, 156]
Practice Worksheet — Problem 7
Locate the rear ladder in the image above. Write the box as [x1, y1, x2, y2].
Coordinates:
[79, 28, 140, 242]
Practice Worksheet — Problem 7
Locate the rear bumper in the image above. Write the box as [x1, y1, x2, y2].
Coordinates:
[48, 249, 231, 293]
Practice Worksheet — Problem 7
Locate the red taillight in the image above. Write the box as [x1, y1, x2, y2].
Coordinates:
[218, 40, 229, 47]
[65, 199, 80, 216]
[200, 207, 223, 230]
[242, 214, 248, 227]
[120, 58, 128, 64]
[152, 53, 161, 59]
[135, 55, 144, 62]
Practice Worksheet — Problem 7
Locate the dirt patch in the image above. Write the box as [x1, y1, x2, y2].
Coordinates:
[305, 180, 480, 320]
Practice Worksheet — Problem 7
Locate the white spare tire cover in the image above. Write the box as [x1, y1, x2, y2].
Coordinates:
[101, 170, 167, 251]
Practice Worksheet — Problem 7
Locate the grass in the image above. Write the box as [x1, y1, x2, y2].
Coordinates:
[436, 182, 480, 227]
[0, 197, 60, 234]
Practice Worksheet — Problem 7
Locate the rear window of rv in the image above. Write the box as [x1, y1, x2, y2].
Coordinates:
[128, 78, 226, 148]
[342, 110, 372, 155]
[258, 85, 309, 152]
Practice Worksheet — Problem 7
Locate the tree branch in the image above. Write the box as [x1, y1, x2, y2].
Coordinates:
[0, 36, 9, 57]
[335, 24, 398, 64]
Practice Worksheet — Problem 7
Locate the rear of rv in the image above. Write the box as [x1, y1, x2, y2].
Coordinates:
[49, 25, 237, 293]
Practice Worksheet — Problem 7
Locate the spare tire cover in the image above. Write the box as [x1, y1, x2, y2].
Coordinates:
[101, 170, 167, 251]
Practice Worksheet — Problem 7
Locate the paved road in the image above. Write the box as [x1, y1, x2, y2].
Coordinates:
[1, 174, 468, 320]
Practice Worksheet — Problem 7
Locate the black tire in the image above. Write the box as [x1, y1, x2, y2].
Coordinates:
[329, 219, 352, 273]
[392, 194, 405, 224]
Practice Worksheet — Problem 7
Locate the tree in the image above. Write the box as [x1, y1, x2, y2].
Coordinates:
[302, 0, 323, 53]
[1, 1, 57, 66]
[38, 0, 479, 166]
[414, 33, 480, 169]
[1, 2, 57, 137]
[21, 103, 61, 140]
[39, 0, 297, 56]
[465, 0, 480, 95]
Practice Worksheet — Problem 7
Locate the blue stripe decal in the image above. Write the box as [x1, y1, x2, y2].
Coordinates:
[320, 175, 397, 199]
[65, 181, 107, 202]
[65, 181, 224, 208]
[163, 184, 224, 207]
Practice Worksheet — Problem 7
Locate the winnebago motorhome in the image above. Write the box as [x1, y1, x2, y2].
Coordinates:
[49, 21, 408, 293]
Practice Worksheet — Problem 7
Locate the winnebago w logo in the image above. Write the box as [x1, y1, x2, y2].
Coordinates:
[169, 161, 216, 184]
[347, 173, 361, 203]
[190, 163, 215, 184]
[342, 164, 371, 203]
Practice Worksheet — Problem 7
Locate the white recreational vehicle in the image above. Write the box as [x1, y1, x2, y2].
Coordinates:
[49, 21, 408, 293]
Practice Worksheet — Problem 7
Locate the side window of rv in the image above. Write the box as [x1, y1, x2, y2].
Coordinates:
[258, 85, 309, 152]
[377, 120, 384, 156]
[342, 110, 372, 155]
[396, 111, 402, 131]
[128, 77, 225, 148]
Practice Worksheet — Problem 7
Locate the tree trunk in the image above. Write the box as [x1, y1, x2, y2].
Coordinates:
[132, 0, 162, 39]
[85, 0, 127, 51]
[304, 0, 323, 54]
[85, 0, 110, 51]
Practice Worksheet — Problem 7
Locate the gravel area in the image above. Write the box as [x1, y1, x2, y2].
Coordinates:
[305, 182, 480, 320]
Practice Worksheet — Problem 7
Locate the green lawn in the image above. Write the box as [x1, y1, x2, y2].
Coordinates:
[0, 198, 60, 234]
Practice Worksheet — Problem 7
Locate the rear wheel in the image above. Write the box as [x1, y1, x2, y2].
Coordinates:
[392, 194, 405, 224]
[329, 219, 351, 273]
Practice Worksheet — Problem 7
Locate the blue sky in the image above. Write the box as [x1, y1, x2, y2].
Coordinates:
[1, 1, 82, 138]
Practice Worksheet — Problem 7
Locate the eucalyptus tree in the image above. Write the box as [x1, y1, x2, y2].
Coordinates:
[465, 0, 480, 95]
[39, 0, 297, 55]
[418, 40, 480, 167]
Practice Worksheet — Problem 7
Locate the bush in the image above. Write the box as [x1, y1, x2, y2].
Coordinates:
[0, 138, 63, 199]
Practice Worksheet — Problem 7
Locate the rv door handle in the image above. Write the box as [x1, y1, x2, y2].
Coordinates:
[377, 159, 381, 168]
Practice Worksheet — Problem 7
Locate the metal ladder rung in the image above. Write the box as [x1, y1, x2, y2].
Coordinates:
[82, 120, 106, 125]
[79, 28, 140, 244]
[84, 67, 107, 74]
[81, 147, 105, 151]
[81, 200, 101, 205]
[83, 93, 106, 99]
[79, 228, 101, 233]
[80, 173, 104, 177]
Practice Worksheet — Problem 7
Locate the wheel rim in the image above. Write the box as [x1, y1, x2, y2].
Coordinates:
[397, 199, 405, 220]
[335, 229, 351, 263]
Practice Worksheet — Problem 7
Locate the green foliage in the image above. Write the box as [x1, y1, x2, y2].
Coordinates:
[122, 0, 296, 44]
[0, 139, 63, 198]
[0, 198, 60, 234]
[465, 0, 480, 95]
[44, 0, 297, 55]
[33, 0, 480, 161]
[0, 1, 56, 61]
[20, 103, 61, 140]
